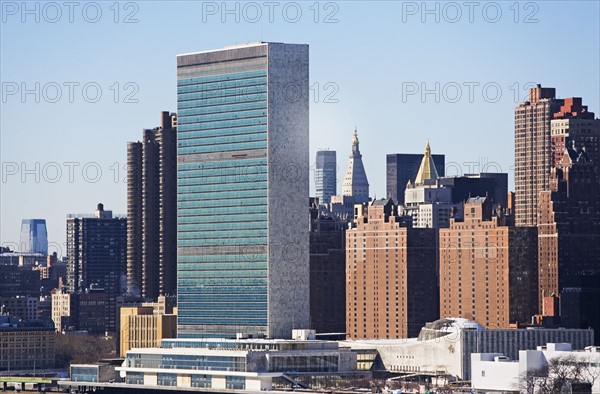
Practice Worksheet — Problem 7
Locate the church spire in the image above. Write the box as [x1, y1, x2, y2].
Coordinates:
[414, 139, 439, 185]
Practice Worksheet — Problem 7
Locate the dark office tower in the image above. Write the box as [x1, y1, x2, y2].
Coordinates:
[19, 219, 48, 254]
[315, 150, 337, 205]
[538, 144, 600, 318]
[127, 111, 177, 299]
[551, 98, 600, 181]
[309, 200, 346, 334]
[386, 153, 445, 203]
[176, 43, 309, 339]
[514, 85, 564, 226]
[438, 173, 508, 207]
[66, 203, 127, 294]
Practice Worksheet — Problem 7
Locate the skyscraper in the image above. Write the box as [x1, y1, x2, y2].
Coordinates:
[514, 85, 563, 226]
[386, 153, 445, 204]
[538, 143, 600, 330]
[315, 150, 337, 205]
[341, 128, 369, 204]
[127, 111, 177, 299]
[66, 203, 127, 334]
[19, 219, 48, 254]
[176, 42, 309, 339]
[66, 203, 127, 294]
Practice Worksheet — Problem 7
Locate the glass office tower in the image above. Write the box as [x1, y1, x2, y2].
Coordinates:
[315, 150, 337, 205]
[176, 42, 309, 339]
[20, 219, 48, 254]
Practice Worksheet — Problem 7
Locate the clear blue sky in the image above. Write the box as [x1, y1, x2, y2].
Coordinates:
[1, 1, 599, 255]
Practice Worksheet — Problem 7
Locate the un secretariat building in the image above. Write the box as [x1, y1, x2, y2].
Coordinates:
[176, 42, 310, 339]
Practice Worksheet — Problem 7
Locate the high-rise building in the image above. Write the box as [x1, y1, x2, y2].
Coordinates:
[439, 173, 508, 207]
[315, 150, 337, 205]
[309, 199, 346, 334]
[176, 42, 309, 339]
[439, 197, 538, 328]
[386, 153, 445, 204]
[550, 97, 600, 180]
[127, 111, 177, 299]
[341, 128, 369, 204]
[514, 85, 564, 226]
[19, 219, 48, 254]
[403, 141, 459, 229]
[66, 203, 127, 294]
[66, 204, 126, 334]
[346, 199, 438, 339]
[538, 143, 600, 334]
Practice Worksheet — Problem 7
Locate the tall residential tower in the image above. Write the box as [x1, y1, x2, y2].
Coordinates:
[127, 111, 177, 299]
[176, 42, 310, 339]
[514, 85, 563, 226]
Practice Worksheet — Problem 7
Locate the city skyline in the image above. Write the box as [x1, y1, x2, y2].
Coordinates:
[2, 2, 599, 250]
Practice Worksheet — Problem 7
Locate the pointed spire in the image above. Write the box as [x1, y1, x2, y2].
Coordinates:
[342, 126, 369, 204]
[414, 139, 439, 185]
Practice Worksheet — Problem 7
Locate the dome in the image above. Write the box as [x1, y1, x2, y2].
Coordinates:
[417, 318, 483, 341]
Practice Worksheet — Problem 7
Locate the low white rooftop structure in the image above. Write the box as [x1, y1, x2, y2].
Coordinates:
[342, 318, 594, 380]
[472, 343, 600, 393]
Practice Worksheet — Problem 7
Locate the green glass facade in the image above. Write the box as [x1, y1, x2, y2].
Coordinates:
[177, 43, 310, 339]
[177, 51, 269, 338]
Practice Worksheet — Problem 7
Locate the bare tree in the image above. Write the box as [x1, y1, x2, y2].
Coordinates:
[516, 369, 538, 394]
[579, 357, 600, 391]
[517, 355, 594, 394]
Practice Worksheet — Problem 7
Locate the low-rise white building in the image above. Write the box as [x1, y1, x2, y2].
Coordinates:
[343, 318, 594, 381]
[472, 343, 600, 393]
[112, 335, 358, 391]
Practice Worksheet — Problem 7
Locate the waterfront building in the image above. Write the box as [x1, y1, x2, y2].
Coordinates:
[176, 42, 310, 339]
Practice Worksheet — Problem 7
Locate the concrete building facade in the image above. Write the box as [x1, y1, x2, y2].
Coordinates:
[127, 111, 177, 299]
